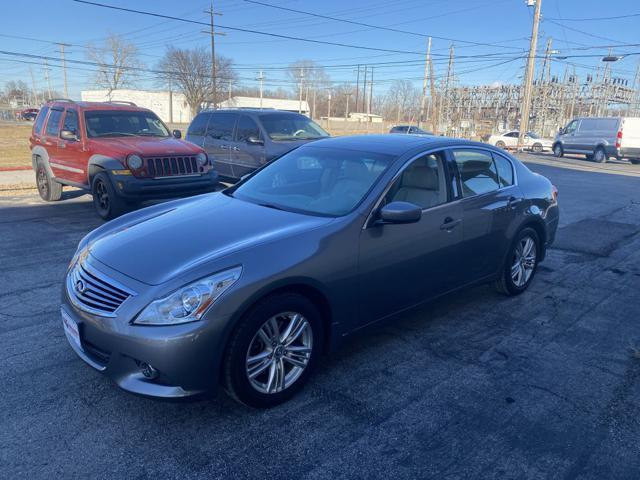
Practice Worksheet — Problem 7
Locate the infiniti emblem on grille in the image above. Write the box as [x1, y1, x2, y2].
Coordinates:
[75, 280, 86, 294]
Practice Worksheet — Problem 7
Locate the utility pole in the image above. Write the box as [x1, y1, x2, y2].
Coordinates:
[344, 93, 352, 121]
[57, 43, 71, 98]
[29, 67, 39, 106]
[327, 91, 331, 129]
[362, 66, 368, 114]
[429, 55, 437, 133]
[168, 77, 174, 123]
[539, 37, 553, 136]
[518, 0, 542, 151]
[368, 67, 373, 116]
[419, 36, 432, 129]
[355, 65, 360, 112]
[298, 68, 304, 113]
[257, 70, 265, 109]
[43, 60, 52, 100]
[204, 1, 224, 109]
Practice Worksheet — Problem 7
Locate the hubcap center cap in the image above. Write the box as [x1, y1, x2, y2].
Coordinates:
[274, 345, 285, 357]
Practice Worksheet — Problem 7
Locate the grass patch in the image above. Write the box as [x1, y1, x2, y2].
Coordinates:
[0, 123, 32, 169]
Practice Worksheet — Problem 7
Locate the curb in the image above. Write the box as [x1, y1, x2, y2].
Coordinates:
[0, 166, 32, 172]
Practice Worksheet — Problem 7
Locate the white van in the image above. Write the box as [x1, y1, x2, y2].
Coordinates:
[553, 117, 640, 164]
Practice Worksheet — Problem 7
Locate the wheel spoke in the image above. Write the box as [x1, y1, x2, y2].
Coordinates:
[266, 360, 277, 392]
[280, 313, 301, 343]
[283, 353, 307, 368]
[284, 318, 308, 346]
[247, 357, 272, 379]
[276, 358, 286, 391]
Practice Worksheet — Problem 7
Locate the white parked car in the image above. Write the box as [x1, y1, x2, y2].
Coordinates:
[487, 131, 553, 152]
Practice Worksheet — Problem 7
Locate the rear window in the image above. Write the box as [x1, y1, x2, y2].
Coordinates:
[45, 109, 63, 137]
[33, 106, 49, 134]
[187, 112, 211, 136]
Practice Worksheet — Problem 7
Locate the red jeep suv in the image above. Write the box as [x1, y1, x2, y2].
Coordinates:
[30, 100, 218, 219]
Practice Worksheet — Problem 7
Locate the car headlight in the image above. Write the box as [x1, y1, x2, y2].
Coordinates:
[134, 266, 242, 325]
[196, 152, 208, 166]
[127, 154, 143, 170]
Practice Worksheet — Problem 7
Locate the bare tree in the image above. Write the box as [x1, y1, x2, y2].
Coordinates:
[287, 60, 331, 118]
[87, 34, 143, 95]
[158, 46, 236, 115]
[382, 80, 421, 123]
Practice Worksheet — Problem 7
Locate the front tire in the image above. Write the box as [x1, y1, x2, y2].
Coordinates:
[495, 141, 506, 149]
[495, 227, 540, 296]
[593, 147, 607, 163]
[223, 293, 324, 408]
[532, 143, 543, 153]
[553, 143, 563, 157]
[35, 160, 62, 201]
[91, 171, 127, 220]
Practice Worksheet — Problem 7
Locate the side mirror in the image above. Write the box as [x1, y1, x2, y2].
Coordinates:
[247, 136, 264, 145]
[60, 129, 78, 141]
[378, 201, 422, 224]
[172, 129, 182, 139]
[558, 128, 565, 135]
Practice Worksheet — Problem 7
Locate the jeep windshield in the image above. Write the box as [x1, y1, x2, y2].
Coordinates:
[85, 110, 170, 138]
[259, 114, 329, 141]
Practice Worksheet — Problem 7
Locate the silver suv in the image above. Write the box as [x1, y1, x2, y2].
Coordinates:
[186, 109, 330, 181]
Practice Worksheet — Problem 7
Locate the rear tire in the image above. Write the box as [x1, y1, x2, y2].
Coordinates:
[553, 143, 563, 157]
[91, 171, 127, 220]
[593, 147, 607, 163]
[223, 293, 324, 408]
[495, 227, 540, 296]
[35, 160, 62, 201]
[532, 143, 543, 153]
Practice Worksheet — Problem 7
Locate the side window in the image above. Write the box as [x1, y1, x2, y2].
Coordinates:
[33, 106, 49, 135]
[235, 115, 260, 142]
[452, 149, 500, 197]
[187, 112, 210, 136]
[62, 109, 79, 135]
[45, 109, 63, 137]
[206, 113, 237, 141]
[564, 120, 578, 134]
[492, 153, 514, 187]
[505, 131, 519, 138]
[385, 151, 448, 209]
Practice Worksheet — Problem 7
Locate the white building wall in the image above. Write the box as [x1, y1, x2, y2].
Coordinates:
[80, 89, 192, 124]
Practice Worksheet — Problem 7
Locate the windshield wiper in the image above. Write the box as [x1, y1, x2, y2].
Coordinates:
[93, 132, 137, 137]
[257, 202, 286, 211]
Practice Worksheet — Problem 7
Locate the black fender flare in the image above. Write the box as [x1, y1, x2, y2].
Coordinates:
[88, 155, 126, 185]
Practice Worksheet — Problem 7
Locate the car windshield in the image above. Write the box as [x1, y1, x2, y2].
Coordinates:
[229, 145, 394, 216]
[85, 110, 170, 138]
[527, 131, 541, 139]
[259, 114, 329, 141]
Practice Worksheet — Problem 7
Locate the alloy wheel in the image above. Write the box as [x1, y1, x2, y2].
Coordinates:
[37, 167, 49, 197]
[511, 236, 537, 287]
[95, 180, 110, 213]
[245, 312, 313, 394]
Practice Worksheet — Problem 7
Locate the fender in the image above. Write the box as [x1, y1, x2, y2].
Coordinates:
[31, 145, 54, 178]
[88, 154, 127, 185]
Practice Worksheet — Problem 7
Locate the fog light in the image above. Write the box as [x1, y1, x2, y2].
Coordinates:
[140, 362, 159, 379]
[117, 181, 124, 190]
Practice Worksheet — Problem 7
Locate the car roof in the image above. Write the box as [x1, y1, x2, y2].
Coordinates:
[45, 100, 151, 113]
[201, 108, 308, 117]
[304, 134, 493, 156]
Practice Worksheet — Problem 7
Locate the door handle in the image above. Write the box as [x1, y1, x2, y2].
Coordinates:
[231, 146, 240, 151]
[440, 217, 461, 231]
[508, 196, 524, 208]
[220, 145, 229, 150]
[58, 142, 66, 148]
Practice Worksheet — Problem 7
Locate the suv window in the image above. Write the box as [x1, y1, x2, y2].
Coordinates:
[206, 112, 237, 141]
[385, 151, 447, 209]
[259, 113, 329, 141]
[493, 153, 514, 187]
[45, 109, 63, 137]
[187, 112, 211, 136]
[34, 106, 49, 135]
[452, 149, 501, 197]
[62, 109, 79, 136]
[235, 115, 260, 142]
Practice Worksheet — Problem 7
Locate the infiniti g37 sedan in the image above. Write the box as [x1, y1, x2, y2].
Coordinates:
[62, 135, 559, 408]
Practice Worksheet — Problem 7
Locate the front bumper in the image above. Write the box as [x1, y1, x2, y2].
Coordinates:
[61, 267, 231, 398]
[109, 169, 219, 201]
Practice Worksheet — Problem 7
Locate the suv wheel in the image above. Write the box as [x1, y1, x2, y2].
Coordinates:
[35, 160, 62, 201]
[553, 143, 563, 157]
[593, 147, 607, 163]
[223, 293, 324, 408]
[92, 172, 127, 220]
[495, 227, 540, 296]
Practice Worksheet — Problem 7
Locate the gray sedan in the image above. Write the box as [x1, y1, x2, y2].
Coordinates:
[61, 135, 559, 408]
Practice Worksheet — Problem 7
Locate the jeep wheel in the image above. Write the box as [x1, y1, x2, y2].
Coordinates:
[35, 160, 62, 201]
[92, 172, 127, 220]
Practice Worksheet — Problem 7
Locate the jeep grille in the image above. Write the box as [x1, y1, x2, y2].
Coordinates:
[146, 156, 200, 177]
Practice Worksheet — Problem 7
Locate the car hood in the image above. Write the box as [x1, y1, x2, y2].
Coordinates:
[87, 136, 202, 158]
[88, 193, 333, 285]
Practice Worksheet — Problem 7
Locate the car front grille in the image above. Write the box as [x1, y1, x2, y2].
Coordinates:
[146, 156, 200, 178]
[67, 259, 134, 317]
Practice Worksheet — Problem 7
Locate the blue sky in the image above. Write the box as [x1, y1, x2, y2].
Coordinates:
[1, 0, 639, 98]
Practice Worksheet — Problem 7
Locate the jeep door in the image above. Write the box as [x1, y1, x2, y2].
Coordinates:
[55, 108, 88, 185]
[203, 112, 237, 178]
[229, 114, 265, 179]
[41, 107, 65, 178]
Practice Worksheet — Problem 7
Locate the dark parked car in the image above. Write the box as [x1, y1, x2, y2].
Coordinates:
[186, 108, 330, 182]
[62, 135, 559, 408]
[390, 125, 433, 135]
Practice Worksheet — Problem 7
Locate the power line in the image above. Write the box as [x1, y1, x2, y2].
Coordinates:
[546, 12, 640, 22]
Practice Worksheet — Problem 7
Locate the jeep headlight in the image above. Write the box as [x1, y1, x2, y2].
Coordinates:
[134, 266, 242, 325]
[196, 152, 208, 166]
[127, 154, 143, 170]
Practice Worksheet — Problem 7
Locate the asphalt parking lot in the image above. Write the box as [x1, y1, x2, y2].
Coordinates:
[1, 154, 640, 479]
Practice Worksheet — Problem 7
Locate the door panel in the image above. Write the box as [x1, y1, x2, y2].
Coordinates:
[203, 112, 237, 178]
[55, 109, 88, 185]
[229, 115, 265, 179]
[42, 108, 64, 178]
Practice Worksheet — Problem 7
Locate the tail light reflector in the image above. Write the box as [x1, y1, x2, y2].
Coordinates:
[615, 130, 622, 148]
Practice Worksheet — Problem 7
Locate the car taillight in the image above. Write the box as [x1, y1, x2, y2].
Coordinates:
[615, 130, 622, 148]
[551, 184, 558, 202]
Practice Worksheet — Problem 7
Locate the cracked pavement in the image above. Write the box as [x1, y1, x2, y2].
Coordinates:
[1, 155, 639, 479]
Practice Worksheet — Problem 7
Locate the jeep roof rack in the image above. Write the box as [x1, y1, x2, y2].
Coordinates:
[48, 98, 76, 104]
[105, 100, 137, 106]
